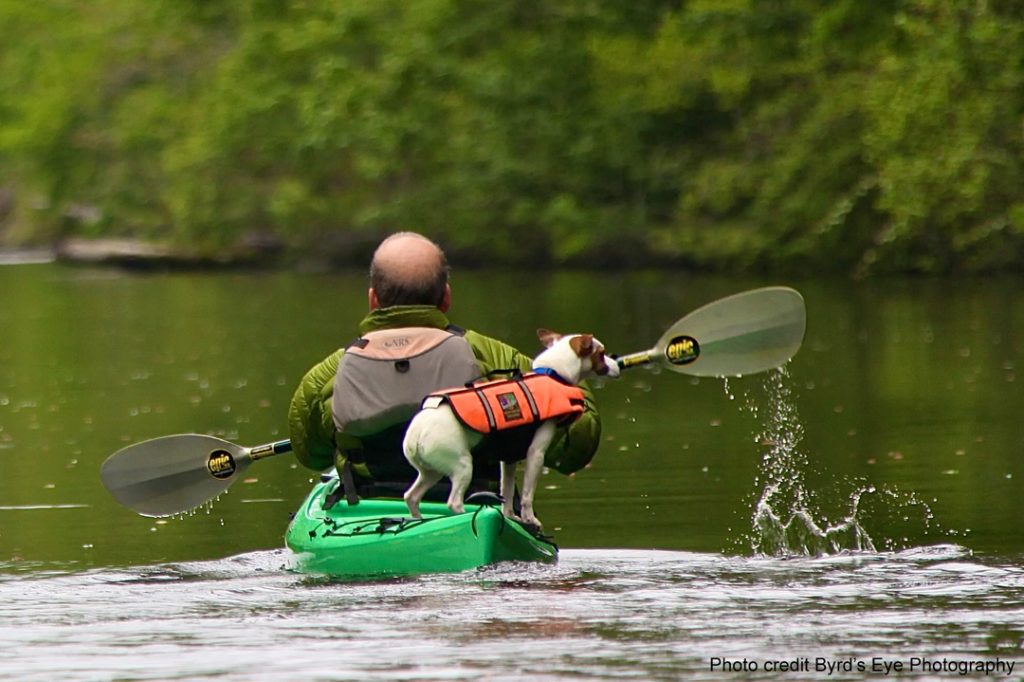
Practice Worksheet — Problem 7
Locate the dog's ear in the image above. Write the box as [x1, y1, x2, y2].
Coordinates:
[537, 329, 561, 348]
[569, 334, 594, 357]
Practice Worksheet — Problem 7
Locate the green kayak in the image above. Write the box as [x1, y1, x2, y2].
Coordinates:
[284, 475, 558, 577]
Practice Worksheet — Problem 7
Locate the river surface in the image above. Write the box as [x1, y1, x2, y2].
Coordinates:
[1, 263, 1023, 680]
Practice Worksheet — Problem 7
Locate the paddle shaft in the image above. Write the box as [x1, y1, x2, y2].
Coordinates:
[616, 350, 655, 370]
[249, 439, 293, 461]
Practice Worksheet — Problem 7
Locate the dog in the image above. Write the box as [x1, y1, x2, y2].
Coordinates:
[402, 329, 619, 529]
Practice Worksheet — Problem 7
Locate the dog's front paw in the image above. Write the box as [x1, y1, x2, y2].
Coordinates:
[501, 507, 543, 531]
[519, 512, 543, 531]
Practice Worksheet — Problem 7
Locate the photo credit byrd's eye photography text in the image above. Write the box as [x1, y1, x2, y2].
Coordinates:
[709, 656, 1017, 677]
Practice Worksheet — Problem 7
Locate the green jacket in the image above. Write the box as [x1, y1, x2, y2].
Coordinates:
[288, 305, 603, 477]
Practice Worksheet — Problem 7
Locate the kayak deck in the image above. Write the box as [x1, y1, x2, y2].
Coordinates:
[285, 477, 558, 577]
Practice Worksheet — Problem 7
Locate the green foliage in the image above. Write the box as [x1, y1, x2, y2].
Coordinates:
[1, 0, 1023, 273]
[860, 1, 1024, 273]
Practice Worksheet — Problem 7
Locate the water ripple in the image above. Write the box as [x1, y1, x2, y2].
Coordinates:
[1, 546, 1021, 680]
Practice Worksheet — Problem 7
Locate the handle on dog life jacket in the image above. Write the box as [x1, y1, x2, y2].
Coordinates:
[462, 367, 524, 388]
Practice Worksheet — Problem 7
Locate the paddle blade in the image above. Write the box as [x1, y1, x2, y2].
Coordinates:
[100, 434, 253, 517]
[653, 287, 806, 377]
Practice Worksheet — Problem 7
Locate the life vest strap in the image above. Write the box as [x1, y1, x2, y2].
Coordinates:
[474, 386, 498, 431]
[515, 377, 542, 421]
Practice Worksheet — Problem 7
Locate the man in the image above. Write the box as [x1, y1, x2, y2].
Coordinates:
[288, 232, 603, 500]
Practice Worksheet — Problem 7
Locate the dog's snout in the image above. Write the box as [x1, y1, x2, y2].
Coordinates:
[595, 350, 621, 378]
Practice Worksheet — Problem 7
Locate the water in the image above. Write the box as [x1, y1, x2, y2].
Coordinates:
[2, 263, 1024, 679]
[1, 547, 1021, 681]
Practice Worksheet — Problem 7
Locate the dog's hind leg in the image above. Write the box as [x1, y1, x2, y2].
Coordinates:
[404, 468, 443, 519]
[499, 458, 516, 518]
[445, 456, 474, 514]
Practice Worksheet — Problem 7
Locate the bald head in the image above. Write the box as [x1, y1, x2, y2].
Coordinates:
[369, 232, 451, 310]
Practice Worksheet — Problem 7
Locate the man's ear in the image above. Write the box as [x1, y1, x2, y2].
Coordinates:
[368, 288, 380, 310]
[569, 334, 594, 357]
[537, 329, 561, 348]
[438, 284, 451, 313]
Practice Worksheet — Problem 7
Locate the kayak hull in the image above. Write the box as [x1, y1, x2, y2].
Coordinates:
[284, 477, 558, 577]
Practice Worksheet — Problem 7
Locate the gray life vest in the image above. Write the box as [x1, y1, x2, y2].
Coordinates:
[331, 326, 481, 438]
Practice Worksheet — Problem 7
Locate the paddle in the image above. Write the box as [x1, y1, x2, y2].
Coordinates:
[100, 286, 805, 517]
[101, 436, 292, 517]
[615, 286, 806, 377]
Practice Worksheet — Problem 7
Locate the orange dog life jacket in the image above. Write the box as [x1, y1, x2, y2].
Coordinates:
[425, 372, 586, 434]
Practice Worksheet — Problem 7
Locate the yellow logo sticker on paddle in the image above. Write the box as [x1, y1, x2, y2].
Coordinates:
[665, 335, 699, 366]
[207, 449, 237, 479]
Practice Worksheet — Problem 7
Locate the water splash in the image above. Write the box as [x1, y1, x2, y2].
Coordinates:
[735, 367, 935, 557]
[740, 367, 870, 555]
[751, 482, 877, 556]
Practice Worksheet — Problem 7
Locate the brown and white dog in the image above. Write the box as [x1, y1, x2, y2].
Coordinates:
[402, 329, 619, 529]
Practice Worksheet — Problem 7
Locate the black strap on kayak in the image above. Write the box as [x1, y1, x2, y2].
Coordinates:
[324, 459, 361, 510]
[341, 459, 359, 506]
[468, 493, 505, 538]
